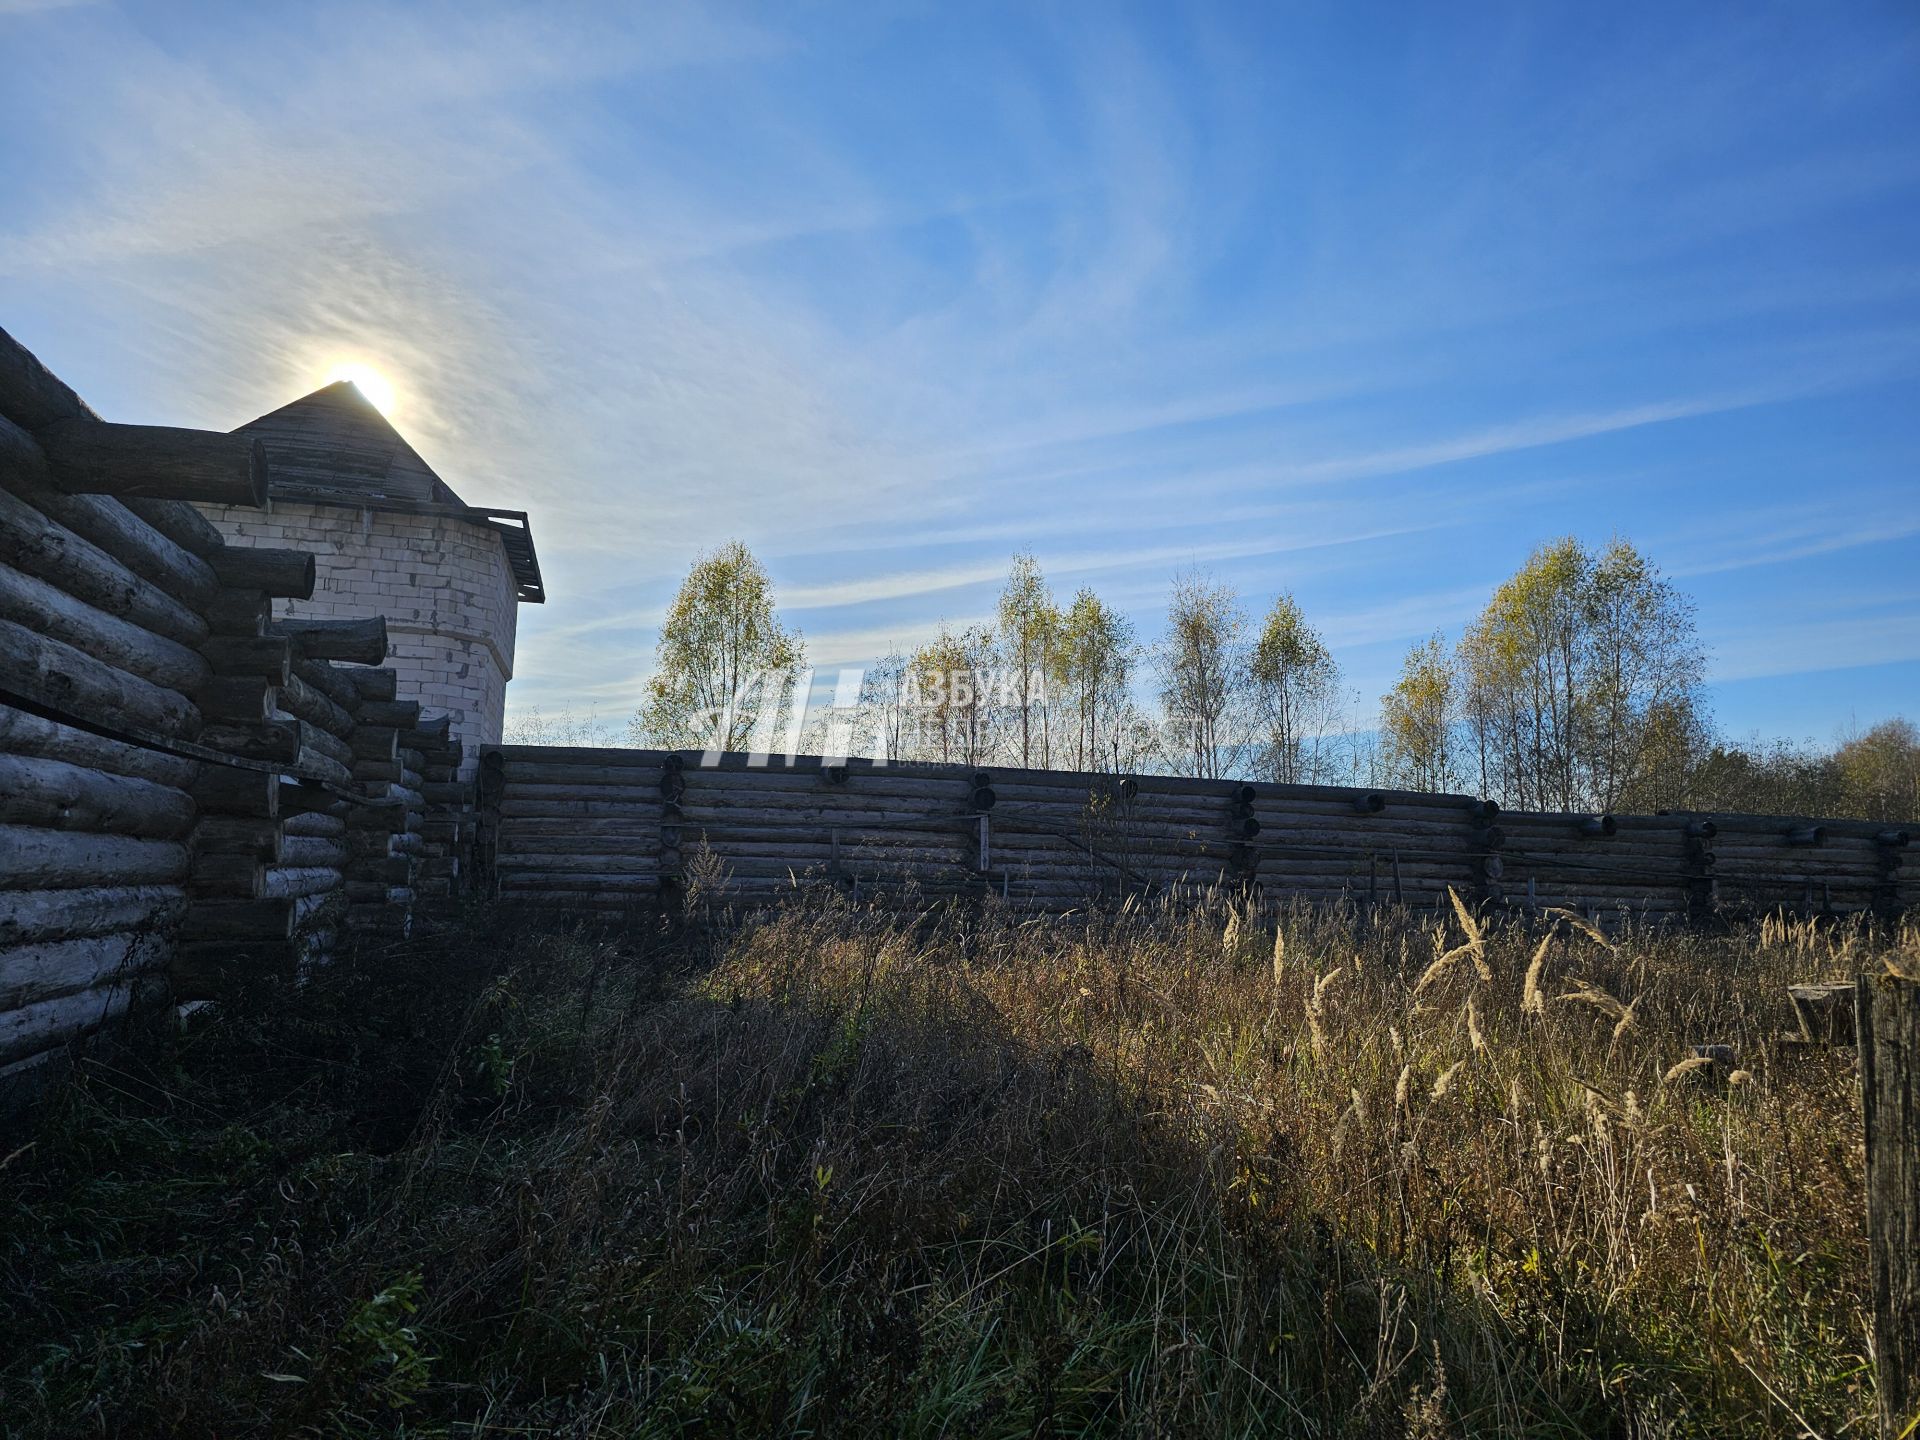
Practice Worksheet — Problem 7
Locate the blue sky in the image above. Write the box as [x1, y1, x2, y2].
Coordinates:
[2, 0, 1917, 747]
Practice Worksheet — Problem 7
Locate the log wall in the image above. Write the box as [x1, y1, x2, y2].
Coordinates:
[483, 746, 1918, 922]
[0, 328, 480, 1099]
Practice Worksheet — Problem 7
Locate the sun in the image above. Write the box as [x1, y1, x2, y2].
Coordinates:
[326, 362, 397, 417]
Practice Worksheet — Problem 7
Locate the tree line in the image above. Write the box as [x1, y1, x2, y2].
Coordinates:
[617, 537, 1918, 823]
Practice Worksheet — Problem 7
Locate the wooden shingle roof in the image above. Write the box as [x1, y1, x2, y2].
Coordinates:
[234, 382, 544, 603]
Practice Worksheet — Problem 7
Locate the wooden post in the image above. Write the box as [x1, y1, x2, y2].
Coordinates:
[1858, 973, 1920, 1439]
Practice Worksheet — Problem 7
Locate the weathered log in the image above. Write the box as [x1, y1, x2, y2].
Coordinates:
[272, 715, 352, 769]
[189, 852, 263, 899]
[355, 700, 422, 730]
[1787, 825, 1827, 847]
[197, 719, 300, 765]
[353, 853, 413, 882]
[498, 853, 680, 877]
[0, 617, 199, 738]
[281, 811, 346, 840]
[278, 780, 345, 817]
[200, 635, 291, 684]
[0, 753, 194, 839]
[277, 670, 354, 738]
[344, 667, 398, 704]
[349, 829, 423, 857]
[421, 782, 471, 805]
[118, 496, 228, 560]
[495, 837, 663, 859]
[0, 324, 96, 430]
[291, 657, 360, 714]
[0, 481, 207, 648]
[500, 816, 671, 838]
[0, 886, 186, 947]
[0, 438, 219, 609]
[261, 866, 341, 900]
[345, 803, 412, 832]
[0, 702, 196, 789]
[496, 876, 660, 898]
[1857, 974, 1920, 1438]
[179, 893, 336, 942]
[0, 977, 167, 1067]
[281, 835, 347, 869]
[191, 815, 280, 861]
[208, 546, 314, 600]
[291, 749, 352, 787]
[37, 419, 268, 508]
[401, 714, 452, 745]
[350, 726, 399, 763]
[204, 589, 270, 637]
[353, 759, 402, 783]
[271, 616, 387, 665]
[195, 675, 273, 726]
[0, 824, 187, 888]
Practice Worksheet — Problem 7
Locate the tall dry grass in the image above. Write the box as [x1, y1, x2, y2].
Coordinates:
[0, 898, 1907, 1436]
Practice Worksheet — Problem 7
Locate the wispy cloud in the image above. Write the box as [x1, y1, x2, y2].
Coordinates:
[1711, 610, 1920, 684]
[4, 2, 1916, 740]
[1282, 394, 1780, 487]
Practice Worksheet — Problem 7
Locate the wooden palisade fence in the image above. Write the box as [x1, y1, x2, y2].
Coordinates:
[480, 746, 1917, 922]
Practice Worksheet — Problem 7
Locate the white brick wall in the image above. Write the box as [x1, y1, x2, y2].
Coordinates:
[196, 500, 520, 776]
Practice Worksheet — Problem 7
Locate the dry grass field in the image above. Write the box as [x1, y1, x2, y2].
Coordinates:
[1, 896, 1907, 1437]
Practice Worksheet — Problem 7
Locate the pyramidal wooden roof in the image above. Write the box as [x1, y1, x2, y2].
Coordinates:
[235, 380, 466, 507]
[233, 381, 543, 603]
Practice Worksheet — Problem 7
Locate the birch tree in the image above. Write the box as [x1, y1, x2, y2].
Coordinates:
[1381, 633, 1458, 792]
[630, 541, 806, 752]
[1250, 593, 1342, 784]
[1155, 572, 1251, 779]
[997, 553, 1060, 768]
[1055, 589, 1136, 772]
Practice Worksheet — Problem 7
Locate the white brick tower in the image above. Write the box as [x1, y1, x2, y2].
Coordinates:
[195, 381, 543, 773]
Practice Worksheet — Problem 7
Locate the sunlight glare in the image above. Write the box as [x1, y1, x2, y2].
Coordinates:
[327, 362, 397, 417]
